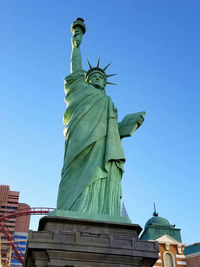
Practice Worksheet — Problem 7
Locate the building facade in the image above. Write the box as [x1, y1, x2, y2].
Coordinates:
[0, 185, 30, 266]
[140, 211, 187, 267]
[0, 185, 19, 237]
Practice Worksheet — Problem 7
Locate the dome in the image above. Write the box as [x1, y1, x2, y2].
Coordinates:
[144, 213, 170, 230]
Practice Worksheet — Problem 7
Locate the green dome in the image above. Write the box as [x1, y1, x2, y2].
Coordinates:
[144, 214, 170, 230]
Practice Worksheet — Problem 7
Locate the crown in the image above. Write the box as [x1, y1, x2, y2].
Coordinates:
[71, 18, 86, 34]
[85, 58, 117, 85]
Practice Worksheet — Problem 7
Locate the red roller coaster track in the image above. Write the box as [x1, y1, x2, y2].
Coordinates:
[0, 207, 55, 264]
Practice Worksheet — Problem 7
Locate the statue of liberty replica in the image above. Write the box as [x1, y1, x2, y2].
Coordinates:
[24, 19, 159, 267]
[54, 18, 145, 221]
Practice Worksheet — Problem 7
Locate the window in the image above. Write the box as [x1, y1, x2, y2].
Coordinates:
[5, 224, 14, 228]
[5, 220, 15, 223]
[0, 205, 17, 210]
[164, 252, 175, 267]
[14, 235, 27, 239]
[17, 241, 27, 246]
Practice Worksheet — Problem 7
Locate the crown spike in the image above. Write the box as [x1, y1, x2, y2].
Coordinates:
[86, 58, 92, 69]
[103, 62, 111, 71]
[106, 73, 117, 78]
[106, 81, 117, 85]
[97, 57, 100, 68]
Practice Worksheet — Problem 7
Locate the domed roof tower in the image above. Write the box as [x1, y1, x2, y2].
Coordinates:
[140, 205, 182, 242]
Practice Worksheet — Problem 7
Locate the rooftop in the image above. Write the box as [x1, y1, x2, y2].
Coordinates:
[184, 243, 200, 255]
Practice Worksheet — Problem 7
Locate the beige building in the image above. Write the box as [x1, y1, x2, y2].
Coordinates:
[153, 235, 186, 267]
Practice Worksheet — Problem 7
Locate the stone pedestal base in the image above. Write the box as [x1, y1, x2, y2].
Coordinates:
[24, 216, 159, 267]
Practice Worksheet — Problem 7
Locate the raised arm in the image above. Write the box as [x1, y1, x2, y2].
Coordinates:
[70, 18, 86, 73]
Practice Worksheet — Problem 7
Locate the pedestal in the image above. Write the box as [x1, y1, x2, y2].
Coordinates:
[24, 216, 159, 267]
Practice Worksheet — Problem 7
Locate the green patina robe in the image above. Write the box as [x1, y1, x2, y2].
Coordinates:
[57, 71, 125, 216]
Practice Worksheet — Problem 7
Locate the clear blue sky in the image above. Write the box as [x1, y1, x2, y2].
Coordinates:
[0, 0, 200, 245]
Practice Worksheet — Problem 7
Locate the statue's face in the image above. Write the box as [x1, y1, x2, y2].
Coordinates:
[88, 73, 105, 90]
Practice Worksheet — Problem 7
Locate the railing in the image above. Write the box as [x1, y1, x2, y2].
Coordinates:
[0, 207, 55, 264]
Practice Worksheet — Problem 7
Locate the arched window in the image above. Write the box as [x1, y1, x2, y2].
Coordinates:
[164, 252, 175, 267]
